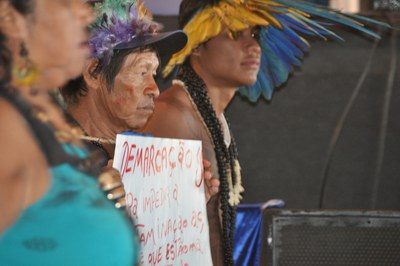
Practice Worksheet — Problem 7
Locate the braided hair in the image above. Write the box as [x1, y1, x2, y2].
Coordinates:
[179, 63, 240, 266]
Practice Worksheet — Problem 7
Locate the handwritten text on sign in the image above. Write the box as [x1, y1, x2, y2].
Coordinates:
[113, 133, 212, 266]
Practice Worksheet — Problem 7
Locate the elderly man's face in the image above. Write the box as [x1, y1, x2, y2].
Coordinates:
[103, 51, 160, 130]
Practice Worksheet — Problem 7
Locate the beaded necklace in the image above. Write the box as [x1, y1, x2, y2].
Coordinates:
[177, 64, 244, 266]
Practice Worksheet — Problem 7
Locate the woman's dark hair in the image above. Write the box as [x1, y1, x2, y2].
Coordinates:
[0, 0, 35, 86]
[61, 45, 159, 105]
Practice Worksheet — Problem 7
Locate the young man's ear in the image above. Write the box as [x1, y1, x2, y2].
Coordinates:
[0, 1, 28, 39]
[82, 59, 101, 89]
[191, 46, 201, 57]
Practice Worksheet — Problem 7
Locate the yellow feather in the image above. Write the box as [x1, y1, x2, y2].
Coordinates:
[247, 0, 286, 8]
[288, 8, 311, 18]
[183, 6, 215, 37]
[218, 13, 249, 31]
[222, 2, 269, 26]
[247, 3, 285, 14]
[252, 9, 283, 29]
[162, 61, 175, 76]
[205, 14, 223, 39]
[187, 14, 221, 49]
[137, 2, 148, 19]
[163, 9, 224, 76]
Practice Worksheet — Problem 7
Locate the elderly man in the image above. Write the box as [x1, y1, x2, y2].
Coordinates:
[61, 1, 187, 161]
[61, 0, 219, 210]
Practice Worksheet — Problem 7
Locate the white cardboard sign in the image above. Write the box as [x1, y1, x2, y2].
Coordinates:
[113, 133, 212, 266]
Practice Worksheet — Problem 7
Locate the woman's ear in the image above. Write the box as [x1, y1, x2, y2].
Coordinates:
[0, 1, 28, 39]
[82, 58, 101, 90]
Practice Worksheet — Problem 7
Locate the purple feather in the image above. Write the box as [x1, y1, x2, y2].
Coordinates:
[89, 3, 163, 64]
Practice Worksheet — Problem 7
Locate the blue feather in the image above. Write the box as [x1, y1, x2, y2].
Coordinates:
[282, 26, 310, 53]
[261, 72, 274, 100]
[238, 0, 390, 101]
[268, 27, 304, 65]
[275, 0, 384, 39]
[274, 13, 323, 36]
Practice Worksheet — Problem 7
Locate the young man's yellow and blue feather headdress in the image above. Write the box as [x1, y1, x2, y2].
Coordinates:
[164, 0, 390, 102]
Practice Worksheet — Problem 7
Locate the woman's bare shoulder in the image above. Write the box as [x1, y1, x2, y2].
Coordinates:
[0, 98, 51, 232]
[0, 98, 30, 144]
[0, 98, 33, 178]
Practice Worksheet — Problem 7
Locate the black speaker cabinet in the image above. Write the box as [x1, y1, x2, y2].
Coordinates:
[260, 209, 400, 266]
[373, 0, 400, 11]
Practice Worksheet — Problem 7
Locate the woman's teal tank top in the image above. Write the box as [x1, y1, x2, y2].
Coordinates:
[0, 89, 139, 265]
[0, 144, 139, 265]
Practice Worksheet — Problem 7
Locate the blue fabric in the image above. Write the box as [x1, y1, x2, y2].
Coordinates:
[234, 204, 264, 266]
[120, 131, 152, 137]
[234, 200, 285, 266]
[0, 144, 138, 266]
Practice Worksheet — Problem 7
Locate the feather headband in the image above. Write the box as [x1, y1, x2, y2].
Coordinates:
[164, 0, 391, 101]
[89, 0, 163, 64]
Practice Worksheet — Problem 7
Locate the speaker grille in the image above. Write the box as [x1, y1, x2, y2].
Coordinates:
[374, 0, 400, 11]
[263, 211, 400, 266]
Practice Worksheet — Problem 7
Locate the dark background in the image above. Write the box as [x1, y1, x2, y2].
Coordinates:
[154, 8, 400, 210]
[228, 27, 400, 210]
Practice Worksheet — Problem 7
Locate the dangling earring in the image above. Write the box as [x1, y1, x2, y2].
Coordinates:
[13, 42, 39, 87]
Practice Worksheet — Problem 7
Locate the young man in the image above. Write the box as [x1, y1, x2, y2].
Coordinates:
[142, 25, 260, 266]
[141, 1, 387, 265]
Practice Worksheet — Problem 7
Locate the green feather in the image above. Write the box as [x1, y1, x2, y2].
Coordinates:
[93, 0, 136, 25]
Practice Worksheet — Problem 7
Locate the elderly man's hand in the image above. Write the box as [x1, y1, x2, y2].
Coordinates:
[98, 159, 126, 209]
[203, 159, 220, 202]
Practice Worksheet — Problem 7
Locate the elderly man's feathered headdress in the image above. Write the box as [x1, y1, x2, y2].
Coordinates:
[89, 0, 187, 66]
